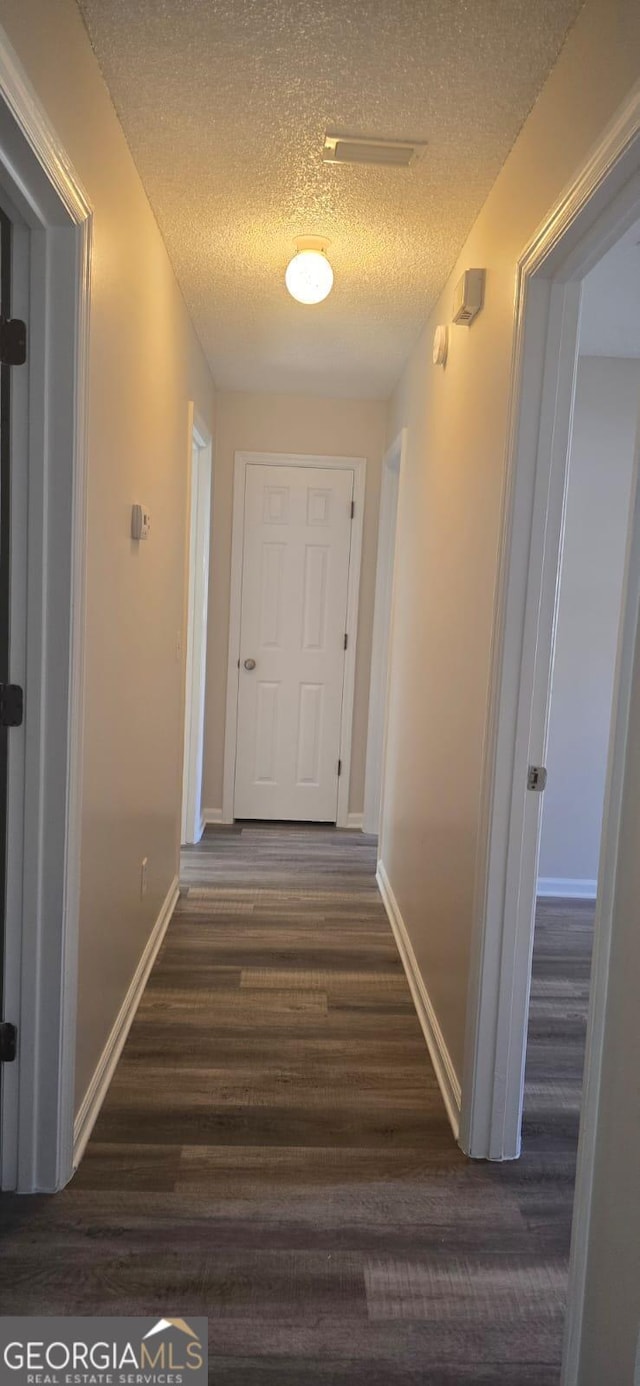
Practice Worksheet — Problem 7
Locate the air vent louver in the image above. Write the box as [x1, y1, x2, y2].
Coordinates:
[323, 134, 426, 168]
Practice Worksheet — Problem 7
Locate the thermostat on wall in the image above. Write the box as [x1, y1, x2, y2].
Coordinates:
[131, 504, 151, 541]
[432, 324, 448, 366]
[452, 268, 485, 326]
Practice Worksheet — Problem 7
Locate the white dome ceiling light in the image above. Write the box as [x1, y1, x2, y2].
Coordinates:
[285, 236, 333, 305]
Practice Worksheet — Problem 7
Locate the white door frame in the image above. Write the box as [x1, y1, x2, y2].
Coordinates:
[222, 451, 366, 827]
[363, 428, 406, 835]
[458, 81, 640, 1384]
[0, 32, 91, 1191]
[181, 408, 212, 845]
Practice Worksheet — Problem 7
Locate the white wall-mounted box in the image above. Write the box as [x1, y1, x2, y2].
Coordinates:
[131, 504, 151, 540]
[452, 268, 485, 326]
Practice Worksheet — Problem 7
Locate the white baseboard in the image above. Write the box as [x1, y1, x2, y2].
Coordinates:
[537, 876, 597, 899]
[73, 874, 179, 1168]
[346, 812, 364, 830]
[376, 860, 461, 1141]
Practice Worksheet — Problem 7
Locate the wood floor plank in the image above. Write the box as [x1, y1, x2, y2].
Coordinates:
[0, 825, 592, 1385]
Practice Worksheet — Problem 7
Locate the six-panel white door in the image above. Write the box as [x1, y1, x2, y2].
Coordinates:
[234, 464, 354, 820]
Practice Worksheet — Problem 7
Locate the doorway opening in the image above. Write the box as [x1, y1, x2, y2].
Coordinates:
[222, 451, 366, 826]
[522, 245, 639, 1161]
[0, 42, 91, 1192]
[0, 200, 17, 1187]
[461, 88, 640, 1385]
[363, 429, 405, 836]
[181, 410, 213, 846]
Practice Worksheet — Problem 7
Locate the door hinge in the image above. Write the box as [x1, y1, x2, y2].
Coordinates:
[350, 500, 355, 519]
[343, 632, 348, 650]
[0, 683, 23, 727]
[527, 764, 547, 792]
[0, 1021, 17, 1063]
[337, 758, 342, 777]
[0, 317, 27, 367]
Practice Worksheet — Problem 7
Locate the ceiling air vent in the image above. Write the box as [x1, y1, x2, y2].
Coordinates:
[322, 134, 426, 168]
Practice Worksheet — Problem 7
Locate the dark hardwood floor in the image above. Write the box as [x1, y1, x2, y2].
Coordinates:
[0, 825, 593, 1385]
[522, 895, 593, 1157]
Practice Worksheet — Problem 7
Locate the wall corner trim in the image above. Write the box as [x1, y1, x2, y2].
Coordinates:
[202, 807, 224, 825]
[537, 877, 598, 899]
[376, 860, 461, 1141]
[72, 876, 180, 1171]
[346, 812, 364, 830]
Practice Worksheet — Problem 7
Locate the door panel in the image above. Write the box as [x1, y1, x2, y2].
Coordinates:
[296, 682, 324, 784]
[254, 681, 280, 783]
[302, 544, 329, 649]
[259, 543, 285, 647]
[234, 464, 354, 820]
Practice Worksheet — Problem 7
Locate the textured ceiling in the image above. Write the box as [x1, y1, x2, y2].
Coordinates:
[76, 0, 584, 398]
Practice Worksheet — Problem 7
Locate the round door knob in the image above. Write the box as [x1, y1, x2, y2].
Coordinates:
[243, 658, 256, 670]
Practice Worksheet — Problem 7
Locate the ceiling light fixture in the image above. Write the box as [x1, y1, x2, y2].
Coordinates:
[285, 236, 333, 305]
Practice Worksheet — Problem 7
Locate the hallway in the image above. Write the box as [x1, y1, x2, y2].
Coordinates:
[0, 827, 578, 1384]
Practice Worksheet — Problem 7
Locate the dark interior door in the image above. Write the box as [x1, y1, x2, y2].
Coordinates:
[0, 208, 12, 1036]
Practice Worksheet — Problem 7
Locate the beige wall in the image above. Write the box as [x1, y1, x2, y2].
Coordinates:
[382, 0, 640, 1081]
[202, 390, 388, 818]
[0, 0, 215, 1110]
